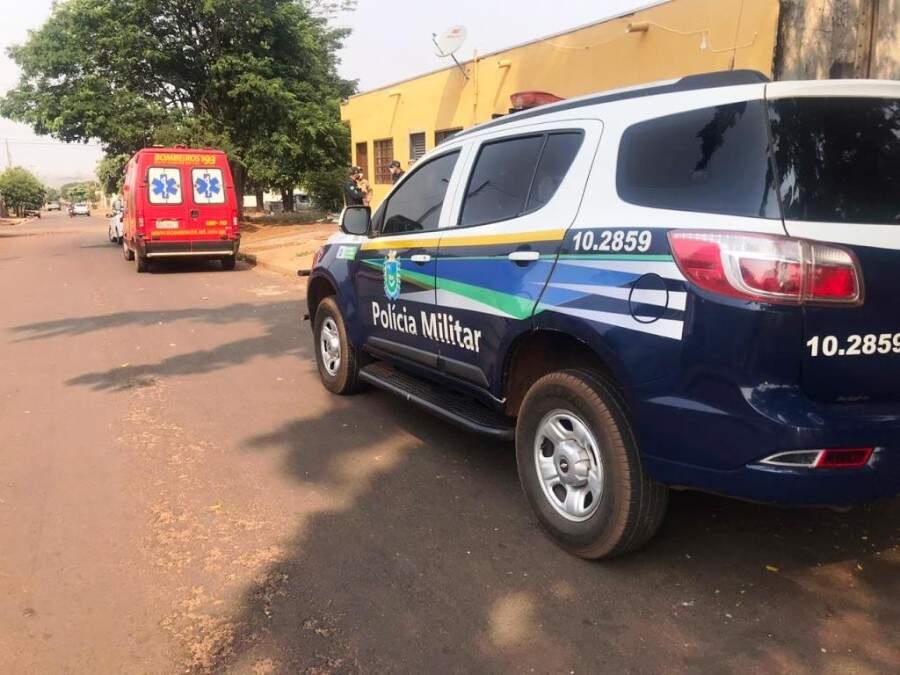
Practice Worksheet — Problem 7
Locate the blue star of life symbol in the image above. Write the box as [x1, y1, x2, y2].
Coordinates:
[151, 173, 179, 200]
[194, 173, 221, 199]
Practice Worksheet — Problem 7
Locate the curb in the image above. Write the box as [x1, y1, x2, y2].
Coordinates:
[238, 252, 302, 278]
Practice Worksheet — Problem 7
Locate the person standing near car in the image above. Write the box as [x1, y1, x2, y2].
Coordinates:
[342, 166, 364, 207]
[388, 160, 405, 184]
[355, 167, 373, 206]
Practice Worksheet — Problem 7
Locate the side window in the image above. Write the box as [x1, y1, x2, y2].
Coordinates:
[526, 132, 584, 212]
[192, 168, 225, 204]
[381, 151, 459, 235]
[458, 131, 583, 227]
[147, 167, 183, 205]
[459, 135, 544, 227]
[616, 100, 779, 219]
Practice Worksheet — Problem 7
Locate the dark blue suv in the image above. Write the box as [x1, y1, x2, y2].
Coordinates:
[307, 71, 900, 558]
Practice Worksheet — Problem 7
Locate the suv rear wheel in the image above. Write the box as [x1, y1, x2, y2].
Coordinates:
[314, 297, 364, 395]
[516, 369, 668, 559]
[123, 239, 134, 261]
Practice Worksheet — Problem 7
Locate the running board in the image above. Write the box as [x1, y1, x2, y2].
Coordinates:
[359, 362, 515, 440]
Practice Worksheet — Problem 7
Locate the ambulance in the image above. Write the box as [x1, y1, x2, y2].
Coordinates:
[121, 146, 240, 272]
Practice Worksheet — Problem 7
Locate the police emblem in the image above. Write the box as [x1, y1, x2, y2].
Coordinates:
[383, 250, 401, 301]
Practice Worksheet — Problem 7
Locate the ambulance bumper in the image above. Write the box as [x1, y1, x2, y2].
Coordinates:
[139, 239, 240, 258]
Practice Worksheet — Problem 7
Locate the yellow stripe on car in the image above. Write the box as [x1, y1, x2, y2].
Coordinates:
[360, 228, 566, 252]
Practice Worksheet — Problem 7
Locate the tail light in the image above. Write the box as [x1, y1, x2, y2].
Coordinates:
[231, 211, 240, 234]
[668, 231, 862, 306]
[760, 448, 874, 469]
[137, 216, 145, 234]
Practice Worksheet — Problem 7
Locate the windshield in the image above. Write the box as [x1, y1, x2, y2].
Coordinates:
[768, 97, 900, 225]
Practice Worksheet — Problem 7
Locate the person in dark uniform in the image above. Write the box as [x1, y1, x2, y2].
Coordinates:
[388, 160, 405, 184]
[342, 166, 364, 206]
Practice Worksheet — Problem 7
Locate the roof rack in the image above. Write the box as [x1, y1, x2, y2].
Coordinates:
[455, 70, 770, 139]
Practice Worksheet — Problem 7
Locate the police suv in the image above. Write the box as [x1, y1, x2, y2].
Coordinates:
[308, 71, 900, 558]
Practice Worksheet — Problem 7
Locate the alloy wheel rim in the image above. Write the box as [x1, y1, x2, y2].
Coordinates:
[533, 409, 604, 522]
[320, 317, 341, 376]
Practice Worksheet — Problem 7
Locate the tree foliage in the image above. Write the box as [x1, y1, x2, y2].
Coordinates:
[61, 181, 99, 203]
[1, 0, 356, 209]
[0, 167, 46, 215]
[96, 153, 130, 196]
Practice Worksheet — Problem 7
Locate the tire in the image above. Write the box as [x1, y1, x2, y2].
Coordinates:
[220, 255, 236, 271]
[313, 296, 364, 395]
[123, 239, 135, 261]
[135, 253, 149, 273]
[515, 368, 668, 559]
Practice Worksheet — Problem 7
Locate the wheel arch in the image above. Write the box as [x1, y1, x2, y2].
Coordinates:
[307, 272, 338, 325]
[502, 329, 626, 417]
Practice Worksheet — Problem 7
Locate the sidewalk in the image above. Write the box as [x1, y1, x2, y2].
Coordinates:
[238, 220, 337, 276]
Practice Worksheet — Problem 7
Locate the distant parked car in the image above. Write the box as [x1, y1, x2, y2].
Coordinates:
[46, 201, 61, 211]
[108, 210, 124, 243]
[71, 202, 91, 216]
[25, 208, 41, 218]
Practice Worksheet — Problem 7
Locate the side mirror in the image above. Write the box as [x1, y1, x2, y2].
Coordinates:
[340, 205, 371, 236]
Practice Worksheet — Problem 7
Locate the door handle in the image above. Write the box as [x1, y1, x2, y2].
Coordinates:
[508, 251, 540, 263]
[410, 254, 432, 264]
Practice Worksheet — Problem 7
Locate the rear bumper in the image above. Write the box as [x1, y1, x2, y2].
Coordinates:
[137, 238, 240, 258]
[632, 383, 900, 506]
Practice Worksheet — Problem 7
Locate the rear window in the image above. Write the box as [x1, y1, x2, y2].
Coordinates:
[147, 167, 183, 205]
[192, 168, 225, 204]
[617, 101, 779, 219]
[768, 97, 900, 224]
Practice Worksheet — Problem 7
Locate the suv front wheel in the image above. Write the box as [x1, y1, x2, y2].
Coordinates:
[314, 296, 364, 395]
[516, 369, 668, 559]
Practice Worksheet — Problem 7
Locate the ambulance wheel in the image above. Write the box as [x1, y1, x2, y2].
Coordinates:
[314, 297, 364, 395]
[220, 255, 236, 271]
[135, 253, 149, 273]
[123, 239, 134, 261]
[515, 369, 668, 559]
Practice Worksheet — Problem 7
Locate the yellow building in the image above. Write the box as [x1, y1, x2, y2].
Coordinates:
[341, 0, 781, 206]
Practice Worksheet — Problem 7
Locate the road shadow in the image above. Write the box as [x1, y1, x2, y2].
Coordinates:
[12, 300, 307, 392]
[147, 258, 254, 274]
[210, 391, 900, 673]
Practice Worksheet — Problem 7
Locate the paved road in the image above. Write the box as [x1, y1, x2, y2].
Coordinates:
[1, 212, 898, 673]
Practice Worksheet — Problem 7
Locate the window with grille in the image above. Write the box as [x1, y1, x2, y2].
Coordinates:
[374, 138, 394, 184]
[409, 132, 426, 161]
[435, 128, 462, 146]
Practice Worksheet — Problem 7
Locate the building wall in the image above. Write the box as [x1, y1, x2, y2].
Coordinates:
[341, 0, 781, 206]
[776, 0, 900, 80]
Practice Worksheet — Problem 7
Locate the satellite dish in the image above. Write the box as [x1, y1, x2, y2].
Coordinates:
[433, 25, 467, 58]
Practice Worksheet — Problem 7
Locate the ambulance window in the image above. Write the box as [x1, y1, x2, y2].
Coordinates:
[147, 167, 183, 205]
[616, 101, 779, 219]
[381, 151, 459, 235]
[459, 135, 544, 227]
[192, 168, 226, 205]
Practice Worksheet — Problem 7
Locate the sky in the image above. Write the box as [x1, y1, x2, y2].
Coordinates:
[0, 0, 652, 187]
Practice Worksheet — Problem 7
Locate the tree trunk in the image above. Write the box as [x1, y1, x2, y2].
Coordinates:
[255, 189, 264, 210]
[281, 187, 294, 212]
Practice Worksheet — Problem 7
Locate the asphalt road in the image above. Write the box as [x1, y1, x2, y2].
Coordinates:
[1, 212, 898, 674]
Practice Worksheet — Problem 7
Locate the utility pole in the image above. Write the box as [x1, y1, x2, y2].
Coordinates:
[4, 139, 11, 169]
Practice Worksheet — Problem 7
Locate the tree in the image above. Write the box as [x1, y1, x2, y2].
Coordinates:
[96, 153, 130, 196]
[45, 186, 60, 204]
[61, 181, 98, 204]
[0, 167, 46, 216]
[1, 0, 356, 212]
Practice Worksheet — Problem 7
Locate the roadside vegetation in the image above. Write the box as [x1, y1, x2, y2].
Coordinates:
[0, 166, 46, 216]
[0, 0, 357, 213]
